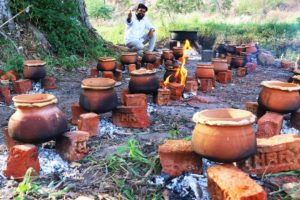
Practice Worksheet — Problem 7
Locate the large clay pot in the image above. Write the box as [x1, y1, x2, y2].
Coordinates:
[142, 51, 157, 63]
[212, 58, 228, 73]
[291, 108, 300, 130]
[258, 80, 300, 113]
[129, 69, 159, 94]
[79, 78, 118, 113]
[172, 47, 184, 59]
[8, 94, 68, 143]
[23, 60, 47, 80]
[192, 108, 256, 163]
[232, 55, 246, 68]
[245, 43, 257, 54]
[162, 50, 174, 60]
[196, 64, 215, 79]
[97, 57, 116, 71]
[121, 52, 137, 64]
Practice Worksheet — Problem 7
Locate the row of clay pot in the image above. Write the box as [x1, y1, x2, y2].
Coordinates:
[221, 42, 257, 55]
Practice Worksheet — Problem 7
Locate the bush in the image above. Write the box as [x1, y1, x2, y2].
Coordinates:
[86, 0, 114, 19]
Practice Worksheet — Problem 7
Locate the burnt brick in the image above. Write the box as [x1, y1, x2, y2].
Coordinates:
[3, 127, 23, 151]
[154, 88, 170, 106]
[0, 85, 12, 104]
[184, 80, 198, 93]
[42, 76, 58, 90]
[89, 67, 99, 78]
[13, 79, 32, 94]
[71, 102, 87, 125]
[168, 82, 184, 100]
[245, 102, 259, 116]
[217, 72, 229, 84]
[256, 112, 283, 138]
[78, 113, 99, 136]
[124, 93, 147, 108]
[237, 67, 247, 77]
[199, 79, 213, 92]
[102, 71, 114, 79]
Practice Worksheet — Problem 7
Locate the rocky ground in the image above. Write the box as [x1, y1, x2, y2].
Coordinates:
[0, 54, 298, 199]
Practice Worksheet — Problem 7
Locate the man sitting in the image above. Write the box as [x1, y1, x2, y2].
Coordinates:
[125, 3, 156, 56]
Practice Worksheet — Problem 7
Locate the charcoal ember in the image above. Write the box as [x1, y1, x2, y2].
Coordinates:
[147, 172, 170, 187]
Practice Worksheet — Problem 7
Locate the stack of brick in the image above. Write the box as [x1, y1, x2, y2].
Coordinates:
[112, 93, 150, 128]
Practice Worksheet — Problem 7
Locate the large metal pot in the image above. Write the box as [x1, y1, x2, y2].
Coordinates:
[170, 30, 198, 41]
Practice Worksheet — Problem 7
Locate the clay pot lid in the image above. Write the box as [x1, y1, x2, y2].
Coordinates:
[192, 108, 256, 126]
[173, 47, 184, 50]
[130, 68, 156, 76]
[294, 69, 300, 75]
[121, 52, 137, 56]
[212, 58, 227, 63]
[144, 51, 157, 55]
[261, 80, 300, 91]
[13, 93, 57, 107]
[81, 78, 115, 89]
[97, 57, 116, 62]
[197, 64, 213, 68]
[292, 75, 300, 81]
[163, 50, 173, 53]
[24, 60, 46, 67]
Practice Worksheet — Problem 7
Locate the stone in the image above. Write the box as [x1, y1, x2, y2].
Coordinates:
[89, 67, 99, 78]
[207, 164, 267, 200]
[154, 88, 170, 106]
[3, 144, 40, 181]
[78, 113, 99, 137]
[112, 106, 150, 128]
[42, 76, 58, 90]
[56, 131, 89, 162]
[124, 93, 147, 108]
[256, 112, 283, 138]
[258, 52, 275, 66]
[237, 67, 247, 77]
[217, 71, 229, 84]
[199, 78, 213, 92]
[3, 127, 23, 151]
[239, 134, 300, 175]
[13, 79, 32, 94]
[184, 80, 198, 93]
[158, 140, 202, 177]
[71, 103, 87, 125]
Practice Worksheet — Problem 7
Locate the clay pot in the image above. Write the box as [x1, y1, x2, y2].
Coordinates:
[8, 94, 68, 143]
[142, 51, 157, 63]
[172, 47, 184, 59]
[164, 67, 178, 82]
[232, 56, 246, 68]
[121, 52, 137, 64]
[236, 46, 246, 55]
[258, 80, 300, 113]
[225, 45, 236, 54]
[196, 64, 215, 79]
[162, 50, 174, 60]
[23, 60, 47, 80]
[245, 43, 257, 54]
[291, 108, 300, 130]
[192, 108, 256, 162]
[212, 58, 228, 73]
[292, 75, 300, 85]
[129, 69, 159, 94]
[97, 57, 116, 71]
[79, 78, 118, 113]
[281, 60, 294, 69]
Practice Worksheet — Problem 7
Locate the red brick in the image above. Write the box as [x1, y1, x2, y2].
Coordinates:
[120, 89, 130, 105]
[226, 70, 232, 82]
[145, 63, 154, 70]
[246, 62, 257, 71]
[168, 82, 184, 100]
[208, 164, 267, 200]
[237, 67, 247, 77]
[3, 127, 23, 151]
[158, 140, 202, 177]
[112, 106, 150, 128]
[13, 79, 32, 94]
[124, 93, 147, 108]
[71, 102, 87, 125]
[113, 69, 123, 81]
[89, 67, 99, 78]
[199, 79, 213, 92]
[128, 64, 136, 73]
[184, 80, 198, 93]
[217, 71, 229, 84]
[256, 112, 283, 138]
[154, 88, 170, 106]
[3, 144, 40, 181]
[78, 113, 99, 137]
[56, 131, 89, 162]
[239, 134, 300, 175]
[5, 70, 17, 81]
[245, 102, 259, 116]
[0, 85, 12, 104]
[102, 71, 114, 79]
[42, 76, 58, 90]
[186, 76, 197, 82]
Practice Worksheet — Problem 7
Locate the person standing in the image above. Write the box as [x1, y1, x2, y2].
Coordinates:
[125, 3, 156, 55]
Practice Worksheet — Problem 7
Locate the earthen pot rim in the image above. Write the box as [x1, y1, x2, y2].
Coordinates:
[130, 68, 156, 76]
[192, 108, 256, 126]
[294, 69, 300, 75]
[212, 58, 227, 63]
[173, 47, 184, 50]
[197, 64, 214, 69]
[261, 80, 300, 91]
[144, 51, 157, 55]
[162, 50, 173, 53]
[292, 75, 300, 81]
[13, 93, 57, 107]
[81, 77, 115, 90]
[121, 52, 137, 56]
[24, 60, 46, 67]
[97, 57, 116, 62]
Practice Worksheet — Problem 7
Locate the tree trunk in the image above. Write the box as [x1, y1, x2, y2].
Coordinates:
[0, 0, 15, 31]
[76, 0, 102, 40]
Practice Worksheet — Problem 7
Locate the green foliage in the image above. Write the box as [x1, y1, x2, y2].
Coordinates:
[115, 179, 135, 200]
[168, 123, 181, 139]
[155, 0, 204, 14]
[85, 0, 114, 19]
[235, 0, 286, 15]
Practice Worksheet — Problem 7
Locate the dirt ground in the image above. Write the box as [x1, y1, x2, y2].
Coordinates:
[0, 55, 295, 199]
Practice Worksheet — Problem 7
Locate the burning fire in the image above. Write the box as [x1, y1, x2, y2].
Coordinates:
[163, 40, 191, 88]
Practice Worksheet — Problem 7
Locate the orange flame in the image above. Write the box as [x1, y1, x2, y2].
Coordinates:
[174, 40, 191, 85]
[163, 74, 172, 89]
